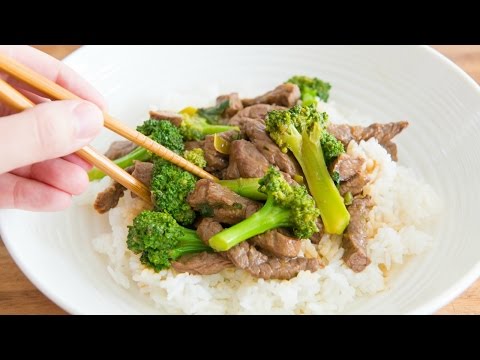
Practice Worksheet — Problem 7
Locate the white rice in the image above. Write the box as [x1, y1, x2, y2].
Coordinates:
[75, 101, 442, 314]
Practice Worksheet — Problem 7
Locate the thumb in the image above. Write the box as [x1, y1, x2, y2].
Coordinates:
[0, 100, 103, 174]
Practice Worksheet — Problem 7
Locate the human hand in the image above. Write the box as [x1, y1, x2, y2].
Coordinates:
[0, 46, 106, 211]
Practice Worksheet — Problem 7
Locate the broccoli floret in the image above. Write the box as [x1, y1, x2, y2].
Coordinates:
[127, 210, 211, 271]
[136, 119, 185, 154]
[184, 148, 207, 168]
[151, 158, 197, 226]
[287, 75, 331, 105]
[321, 131, 345, 165]
[197, 100, 229, 124]
[265, 105, 350, 234]
[331, 171, 340, 187]
[88, 119, 184, 181]
[180, 113, 238, 141]
[217, 178, 267, 201]
[209, 167, 320, 251]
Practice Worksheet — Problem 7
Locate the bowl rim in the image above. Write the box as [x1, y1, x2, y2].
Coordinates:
[2, 45, 480, 315]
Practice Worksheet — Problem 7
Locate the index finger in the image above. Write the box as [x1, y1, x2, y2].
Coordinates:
[0, 45, 107, 110]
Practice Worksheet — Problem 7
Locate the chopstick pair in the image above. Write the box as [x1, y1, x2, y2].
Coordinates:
[0, 53, 218, 204]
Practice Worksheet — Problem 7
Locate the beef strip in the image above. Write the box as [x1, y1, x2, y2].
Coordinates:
[342, 196, 373, 272]
[242, 83, 300, 107]
[216, 93, 243, 121]
[223, 140, 270, 179]
[131, 161, 154, 188]
[104, 141, 137, 160]
[93, 181, 126, 214]
[331, 153, 365, 182]
[185, 137, 229, 173]
[327, 121, 409, 161]
[93, 161, 152, 213]
[196, 218, 319, 280]
[339, 172, 370, 197]
[229, 104, 285, 126]
[330, 154, 370, 197]
[227, 241, 321, 280]
[241, 118, 302, 177]
[197, 218, 225, 245]
[187, 179, 261, 224]
[199, 131, 242, 173]
[310, 218, 325, 244]
[149, 110, 183, 127]
[171, 252, 233, 275]
[184, 140, 205, 151]
[172, 219, 232, 275]
[203, 135, 229, 172]
[229, 104, 301, 176]
[251, 229, 301, 258]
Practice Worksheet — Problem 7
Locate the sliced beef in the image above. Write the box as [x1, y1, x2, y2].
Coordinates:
[223, 140, 270, 179]
[203, 135, 229, 172]
[227, 241, 321, 280]
[200, 131, 242, 173]
[216, 93, 243, 120]
[342, 196, 373, 272]
[171, 252, 233, 275]
[94, 166, 135, 214]
[329, 153, 370, 197]
[327, 121, 409, 161]
[339, 172, 370, 197]
[131, 161, 154, 188]
[195, 218, 318, 280]
[93, 181, 126, 214]
[240, 117, 302, 177]
[187, 179, 261, 225]
[229, 104, 285, 126]
[104, 141, 137, 160]
[196, 218, 225, 245]
[184, 140, 205, 151]
[94, 161, 153, 213]
[331, 153, 365, 182]
[216, 129, 242, 142]
[230, 109, 302, 176]
[310, 218, 325, 244]
[149, 110, 183, 127]
[251, 230, 301, 258]
[242, 83, 300, 108]
[360, 121, 409, 147]
[229, 104, 301, 176]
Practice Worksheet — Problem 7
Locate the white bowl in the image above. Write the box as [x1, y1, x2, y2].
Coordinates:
[1, 45, 479, 314]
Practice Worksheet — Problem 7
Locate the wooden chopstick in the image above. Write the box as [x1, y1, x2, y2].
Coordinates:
[0, 53, 218, 182]
[0, 78, 153, 204]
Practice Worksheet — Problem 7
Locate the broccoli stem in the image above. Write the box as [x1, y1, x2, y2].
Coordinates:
[171, 228, 212, 258]
[297, 132, 350, 234]
[88, 147, 150, 181]
[209, 197, 291, 251]
[218, 178, 267, 201]
[200, 124, 237, 136]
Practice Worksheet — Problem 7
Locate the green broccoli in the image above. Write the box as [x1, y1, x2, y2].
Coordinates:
[217, 178, 267, 201]
[265, 105, 350, 234]
[287, 75, 332, 105]
[209, 167, 320, 251]
[127, 210, 211, 272]
[136, 119, 186, 154]
[151, 158, 197, 226]
[183, 148, 207, 168]
[321, 131, 345, 165]
[331, 171, 340, 187]
[180, 112, 238, 141]
[88, 119, 184, 181]
[197, 99, 229, 124]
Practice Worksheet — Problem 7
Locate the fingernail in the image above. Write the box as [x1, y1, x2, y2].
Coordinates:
[73, 102, 103, 140]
